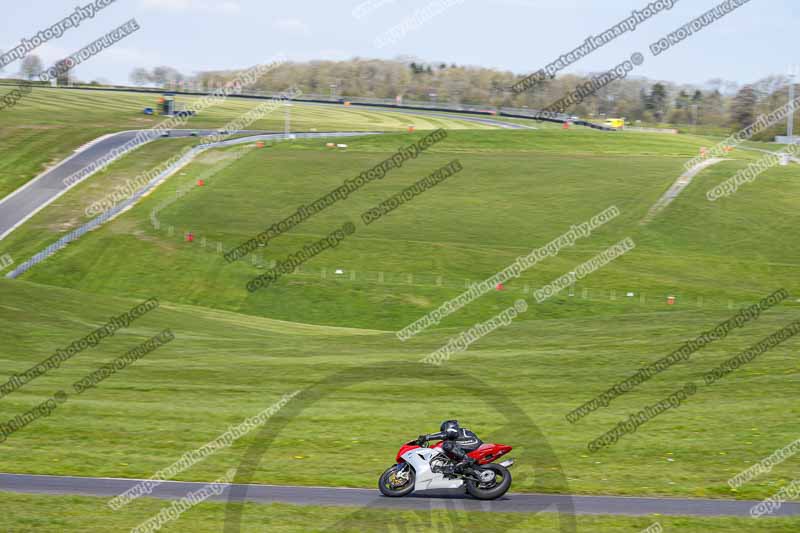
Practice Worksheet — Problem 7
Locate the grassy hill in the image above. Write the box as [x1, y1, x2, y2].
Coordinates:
[1, 99, 799, 531]
[15, 129, 792, 329]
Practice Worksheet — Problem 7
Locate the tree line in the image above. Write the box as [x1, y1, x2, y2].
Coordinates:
[133, 58, 793, 139]
[2, 52, 794, 139]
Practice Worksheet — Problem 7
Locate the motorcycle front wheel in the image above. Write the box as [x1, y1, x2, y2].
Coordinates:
[378, 464, 415, 497]
[466, 463, 512, 500]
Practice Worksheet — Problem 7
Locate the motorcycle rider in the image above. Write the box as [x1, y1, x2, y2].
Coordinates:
[418, 420, 482, 474]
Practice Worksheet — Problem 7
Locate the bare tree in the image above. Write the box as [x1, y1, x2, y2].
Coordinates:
[20, 54, 43, 80]
[55, 59, 72, 86]
[130, 67, 151, 86]
[731, 85, 758, 129]
[150, 66, 184, 87]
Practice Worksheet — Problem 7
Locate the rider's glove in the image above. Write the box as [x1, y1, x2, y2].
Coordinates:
[417, 435, 427, 445]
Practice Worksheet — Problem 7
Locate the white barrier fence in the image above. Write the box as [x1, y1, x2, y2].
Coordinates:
[139, 220, 784, 312]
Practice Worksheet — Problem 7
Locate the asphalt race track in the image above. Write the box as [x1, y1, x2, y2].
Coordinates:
[0, 129, 271, 241]
[1, 473, 798, 517]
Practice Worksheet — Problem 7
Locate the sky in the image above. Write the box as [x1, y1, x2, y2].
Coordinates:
[0, 0, 796, 89]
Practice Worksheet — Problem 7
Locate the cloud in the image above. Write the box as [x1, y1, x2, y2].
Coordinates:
[139, 0, 241, 15]
[96, 47, 152, 64]
[272, 18, 311, 36]
[140, 0, 191, 11]
[214, 2, 241, 14]
[33, 42, 71, 66]
[23, 40, 151, 71]
[293, 49, 350, 62]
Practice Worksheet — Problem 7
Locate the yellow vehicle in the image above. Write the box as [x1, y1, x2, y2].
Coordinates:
[604, 118, 625, 129]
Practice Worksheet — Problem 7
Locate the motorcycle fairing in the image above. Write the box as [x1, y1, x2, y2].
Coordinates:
[399, 447, 464, 491]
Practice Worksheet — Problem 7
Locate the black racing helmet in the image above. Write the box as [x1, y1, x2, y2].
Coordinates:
[440, 420, 459, 439]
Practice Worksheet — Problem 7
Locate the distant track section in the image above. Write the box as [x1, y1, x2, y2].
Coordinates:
[0, 129, 271, 242]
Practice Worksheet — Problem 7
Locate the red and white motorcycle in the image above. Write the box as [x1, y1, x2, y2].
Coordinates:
[378, 436, 514, 500]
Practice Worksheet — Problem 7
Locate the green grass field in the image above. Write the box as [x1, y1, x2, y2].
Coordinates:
[0, 87, 493, 199]
[1, 92, 799, 531]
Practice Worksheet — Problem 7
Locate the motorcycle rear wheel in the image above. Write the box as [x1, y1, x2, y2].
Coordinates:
[378, 464, 415, 497]
[466, 464, 511, 500]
